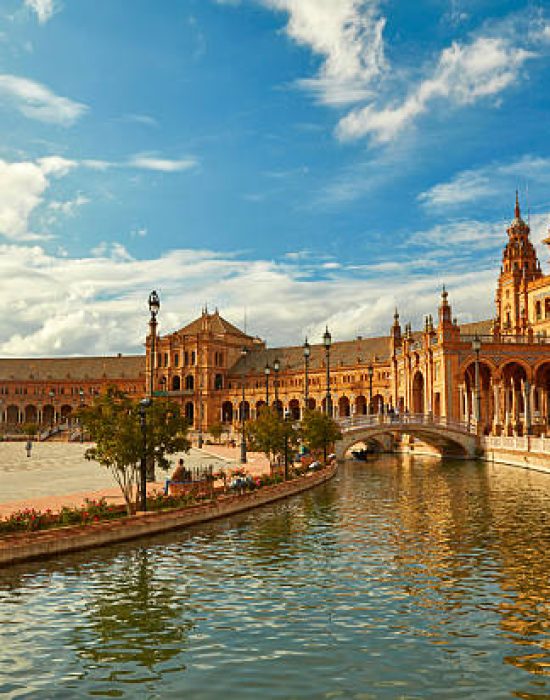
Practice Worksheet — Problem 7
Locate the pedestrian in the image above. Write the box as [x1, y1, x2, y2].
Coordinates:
[25, 439, 32, 458]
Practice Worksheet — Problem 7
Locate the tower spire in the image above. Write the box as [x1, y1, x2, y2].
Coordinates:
[515, 189, 521, 219]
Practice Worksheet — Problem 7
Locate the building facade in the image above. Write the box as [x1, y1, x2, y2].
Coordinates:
[1, 196, 549, 438]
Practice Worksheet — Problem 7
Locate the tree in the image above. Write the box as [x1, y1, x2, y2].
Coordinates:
[208, 421, 225, 444]
[300, 409, 342, 463]
[22, 422, 38, 439]
[78, 387, 190, 514]
[246, 406, 299, 467]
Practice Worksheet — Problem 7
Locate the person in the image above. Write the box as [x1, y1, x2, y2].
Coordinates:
[171, 458, 187, 482]
[25, 439, 32, 458]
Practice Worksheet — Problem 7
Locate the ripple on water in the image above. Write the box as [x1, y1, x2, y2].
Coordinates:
[0, 456, 549, 699]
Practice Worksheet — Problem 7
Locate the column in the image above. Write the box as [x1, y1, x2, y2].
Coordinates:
[493, 382, 501, 433]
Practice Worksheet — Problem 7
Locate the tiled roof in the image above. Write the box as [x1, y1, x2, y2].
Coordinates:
[170, 311, 257, 340]
[229, 336, 392, 376]
[459, 319, 493, 336]
[0, 355, 145, 382]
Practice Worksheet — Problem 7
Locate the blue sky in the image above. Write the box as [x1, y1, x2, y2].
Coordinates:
[0, 0, 549, 356]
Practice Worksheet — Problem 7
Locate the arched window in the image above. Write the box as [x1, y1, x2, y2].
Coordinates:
[185, 375, 194, 391]
[172, 376, 181, 391]
[185, 402, 194, 424]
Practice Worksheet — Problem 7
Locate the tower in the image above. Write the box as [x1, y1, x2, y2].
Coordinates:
[496, 192, 542, 334]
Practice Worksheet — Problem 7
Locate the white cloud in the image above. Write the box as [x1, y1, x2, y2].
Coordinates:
[24, 0, 55, 23]
[0, 74, 87, 125]
[126, 154, 198, 172]
[419, 156, 550, 209]
[337, 35, 534, 142]
[2, 218, 543, 357]
[0, 156, 75, 241]
[48, 193, 89, 217]
[262, 0, 386, 105]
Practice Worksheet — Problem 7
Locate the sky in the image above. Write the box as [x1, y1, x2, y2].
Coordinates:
[0, 0, 549, 356]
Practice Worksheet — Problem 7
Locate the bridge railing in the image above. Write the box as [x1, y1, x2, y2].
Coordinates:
[337, 413, 477, 435]
[483, 435, 550, 455]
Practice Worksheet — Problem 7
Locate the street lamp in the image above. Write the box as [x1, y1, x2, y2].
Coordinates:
[367, 362, 374, 415]
[273, 357, 280, 413]
[139, 397, 152, 512]
[147, 290, 160, 481]
[240, 346, 249, 464]
[323, 327, 332, 416]
[303, 338, 311, 412]
[148, 290, 160, 397]
[264, 363, 270, 406]
[79, 387, 85, 442]
[283, 408, 291, 481]
[472, 334, 482, 426]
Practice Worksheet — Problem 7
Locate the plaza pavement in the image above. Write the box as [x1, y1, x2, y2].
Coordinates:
[0, 441, 270, 518]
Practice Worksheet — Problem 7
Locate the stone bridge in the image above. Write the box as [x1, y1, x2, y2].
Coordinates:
[335, 413, 480, 460]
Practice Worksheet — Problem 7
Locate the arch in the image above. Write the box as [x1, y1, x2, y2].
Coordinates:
[372, 393, 384, 414]
[239, 401, 250, 421]
[256, 400, 266, 415]
[42, 404, 54, 426]
[24, 405, 38, 424]
[412, 371, 424, 414]
[355, 395, 367, 415]
[185, 375, 194, 391]
[462, 360, 494, 429]
[221, 401, 233, 423]
[306, 397, 316, 411]
[6, 405, 19, 424]
[335, 420, 478, 461]
[60, 405, 72, 423]
[338, 396, 350, 418]
[184, 402, 194, 425]
[288, 398, 301, 420]
[273, 399, 283, 417]
[172, 375, 181, 391]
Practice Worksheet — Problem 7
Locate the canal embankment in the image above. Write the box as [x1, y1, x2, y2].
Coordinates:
[0, 463, 337, 567]
[482, 436, 550, 474]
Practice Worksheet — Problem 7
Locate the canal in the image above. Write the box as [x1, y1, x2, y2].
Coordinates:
[1, 455, 549, 699]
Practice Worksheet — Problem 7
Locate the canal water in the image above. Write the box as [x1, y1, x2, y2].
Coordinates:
[1, 456, 549, 699]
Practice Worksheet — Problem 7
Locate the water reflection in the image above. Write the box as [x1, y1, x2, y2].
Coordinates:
[0, 456, 549, 699]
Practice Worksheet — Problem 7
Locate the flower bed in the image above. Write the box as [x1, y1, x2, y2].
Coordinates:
[0, 465, 323, 537]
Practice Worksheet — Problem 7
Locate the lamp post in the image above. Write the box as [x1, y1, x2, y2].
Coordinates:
[147, 291, 160, 481]
[79, 388, 85, 442]
[303, 338, 310, 412]
[240, 346, 249, 464]
[472, 334, 482, 426]
[323, 327, 332, 416]
[367, 362, 374, 415]
[139, 398, 152, 512]
[283, 408, 290, 481]
[273, 357, 280, 413]
[264, 363, 270, 407]
[148, 290, 160, 397]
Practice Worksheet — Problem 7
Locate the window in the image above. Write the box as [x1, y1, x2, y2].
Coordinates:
[191, 351, 196, 365]
[185, 375, 194, 391]
[174, 353, 179, 367]
[215, 374, 223, 390]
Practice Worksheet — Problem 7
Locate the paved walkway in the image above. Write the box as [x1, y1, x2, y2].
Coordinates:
[0, 442, 270, 518]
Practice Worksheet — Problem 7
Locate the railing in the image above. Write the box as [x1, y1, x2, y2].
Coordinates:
[337, 413, 476, 435]
[460, 333, 550, 345]
[483, 435, 550, 455]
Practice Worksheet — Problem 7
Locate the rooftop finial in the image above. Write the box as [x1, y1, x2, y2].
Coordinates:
[515, 189, 521, 219]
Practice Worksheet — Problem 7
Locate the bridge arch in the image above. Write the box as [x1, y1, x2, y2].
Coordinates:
[335, 416, 479, 461]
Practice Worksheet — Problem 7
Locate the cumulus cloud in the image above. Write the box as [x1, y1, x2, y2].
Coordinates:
[263, 0, 386, 105]
[24, 0, 55, 23]
[0, 74, 87, 125]
[0, 156, 76, 241]
[0, 225, 533, 357]
[337, 35, 534, 142]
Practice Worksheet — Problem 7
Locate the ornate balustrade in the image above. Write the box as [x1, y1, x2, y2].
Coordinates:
[483, 435, 550, 455]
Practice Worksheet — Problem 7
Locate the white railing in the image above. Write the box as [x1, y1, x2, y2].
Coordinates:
[337, 413, 476, 435]
[483, 435, 550, 455]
